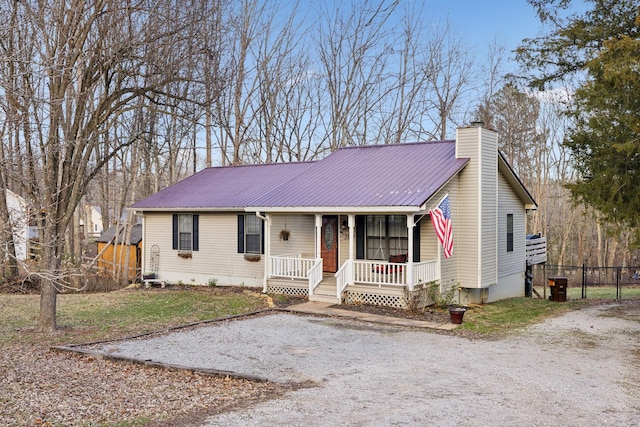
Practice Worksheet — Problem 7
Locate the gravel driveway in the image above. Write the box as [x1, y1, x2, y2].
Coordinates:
[85, 304, 640, 427]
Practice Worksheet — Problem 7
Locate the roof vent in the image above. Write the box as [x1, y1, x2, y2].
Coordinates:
[470, 121, 484, 128]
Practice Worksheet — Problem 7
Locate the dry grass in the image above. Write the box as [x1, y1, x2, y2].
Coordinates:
[0, 286, 291, 426]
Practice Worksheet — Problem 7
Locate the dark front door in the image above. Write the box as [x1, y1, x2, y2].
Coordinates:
[321, 216, 339, 273]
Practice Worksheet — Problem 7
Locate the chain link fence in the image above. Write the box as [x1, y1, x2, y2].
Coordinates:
[531, 264, 640, 300]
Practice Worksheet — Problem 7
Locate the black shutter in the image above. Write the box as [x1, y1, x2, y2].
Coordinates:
[172, 214, 178, 250]
[355, 215, 365, 259]
[261, 219, 265, 254]
[192, 215, 199, 251]
[237, 214, 244, 253]
[413, 216, 421, 262]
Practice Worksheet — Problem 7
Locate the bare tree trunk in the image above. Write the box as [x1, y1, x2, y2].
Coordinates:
[0, 0, 212, 331]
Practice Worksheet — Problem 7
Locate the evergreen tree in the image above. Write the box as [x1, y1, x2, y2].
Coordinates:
[518, 1, 640, 240]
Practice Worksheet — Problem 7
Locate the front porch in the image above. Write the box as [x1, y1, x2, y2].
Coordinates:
[265, 254, 440, 308]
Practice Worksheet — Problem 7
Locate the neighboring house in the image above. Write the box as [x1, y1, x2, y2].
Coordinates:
[3, 189, 29, 261]
[131, 124, 539, 306]
[82, 205, 104, 239]
[96, 223, 142, 282]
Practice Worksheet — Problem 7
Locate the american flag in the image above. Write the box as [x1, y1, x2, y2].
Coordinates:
[430, 194, 453, 258]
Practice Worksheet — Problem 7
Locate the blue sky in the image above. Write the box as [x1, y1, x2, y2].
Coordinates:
[427, 0, 542, 52]
[424, 0, 590, 60]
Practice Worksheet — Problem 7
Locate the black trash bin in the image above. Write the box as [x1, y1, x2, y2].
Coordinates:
[548, 277, 568, 302]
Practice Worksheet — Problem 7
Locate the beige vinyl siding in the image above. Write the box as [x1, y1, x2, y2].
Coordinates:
[498, 173, 526, 278]
[419, 216, 437, 262]
[338, 215, 350, 267]
[143, 212, 264, 286]
[455, 126, 499, 288]
[480, 129, 498, 287]
[424, 179, 459, 286]
[455, 127, 481, 287]
[270, 214, 316, 258]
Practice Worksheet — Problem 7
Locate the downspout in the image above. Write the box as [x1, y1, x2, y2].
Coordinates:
[256, 211, 270, 292]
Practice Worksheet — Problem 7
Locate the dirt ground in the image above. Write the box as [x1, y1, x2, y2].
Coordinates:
[79, 300, 640, 427]
[2, 296, 639, 426]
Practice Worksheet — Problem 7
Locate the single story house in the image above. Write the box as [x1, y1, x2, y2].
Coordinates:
[131, 124, 538, 306]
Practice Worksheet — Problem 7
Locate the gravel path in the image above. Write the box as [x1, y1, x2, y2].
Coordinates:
[84, 303, 640, 427]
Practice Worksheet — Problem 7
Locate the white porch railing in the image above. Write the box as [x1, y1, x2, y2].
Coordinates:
[308, 259, 323, 296]
[335, 259, 353, 298]
[353, 260, 407, 287]
[413, 260, 439, 285]
[270, 254, 440, 291]
[271, 254, 316, 279]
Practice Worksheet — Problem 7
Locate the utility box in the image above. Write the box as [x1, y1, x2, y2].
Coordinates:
[548, 277, 568, 302]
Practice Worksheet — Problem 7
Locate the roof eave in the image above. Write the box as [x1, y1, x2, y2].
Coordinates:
[419, 160, 469, 211]
[498, 153, 538, 209]
[129, 207, 246, 213]
[246, 206, 424, 214]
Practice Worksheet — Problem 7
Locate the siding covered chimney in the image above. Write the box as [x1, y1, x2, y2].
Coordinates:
[454, 123, 498, 289]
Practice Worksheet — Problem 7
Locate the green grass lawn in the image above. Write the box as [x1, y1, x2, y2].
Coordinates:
[0, 286, 268, 347]
[533, 285, 640, 300]
[458, 296, 589, 337]
[2, 285, 636, 347]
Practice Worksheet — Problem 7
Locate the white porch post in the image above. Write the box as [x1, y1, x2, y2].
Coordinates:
[348, 214, 355, 261]
[258, 212, 271, 292]
[348, 214, 355, 286]
[407, 214, 415, 290]
[315, 214, 322, 261]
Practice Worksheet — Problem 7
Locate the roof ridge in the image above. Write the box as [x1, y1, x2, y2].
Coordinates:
[337, 140, 455, 151]
[201, 160, 316, 171]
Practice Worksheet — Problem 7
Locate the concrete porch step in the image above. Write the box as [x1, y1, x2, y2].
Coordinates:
[310, 281, 340, 304]
[309, 293, 340, 304]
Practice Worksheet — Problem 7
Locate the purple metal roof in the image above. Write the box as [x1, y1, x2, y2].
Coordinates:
[252, 141, 468, 208]
[131, 141, 469, 210]
[130, 162, 313, 209]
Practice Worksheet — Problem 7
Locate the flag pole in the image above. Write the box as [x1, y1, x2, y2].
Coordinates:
[432, 192, 449, 209]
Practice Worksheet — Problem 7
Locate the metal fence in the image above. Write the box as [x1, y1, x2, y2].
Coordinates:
[531, 264, 640, 300]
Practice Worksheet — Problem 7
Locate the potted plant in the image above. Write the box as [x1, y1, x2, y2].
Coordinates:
[448, 305, 467, 324]
[427, 281, 466, 324]
[279, 229, 290, 241]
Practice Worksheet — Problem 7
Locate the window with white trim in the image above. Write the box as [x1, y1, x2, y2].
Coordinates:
[172, 214, 199, 252]
[237, 213, 263, 255]
[245, 214, 261, 254]
[178, 214, 193, 251]
[365, 215, 407, 260]
[507, 214, 514, 252]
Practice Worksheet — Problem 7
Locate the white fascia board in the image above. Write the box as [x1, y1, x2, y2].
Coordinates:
[246, 206, 423, 214]
[128, 207, 245, 213]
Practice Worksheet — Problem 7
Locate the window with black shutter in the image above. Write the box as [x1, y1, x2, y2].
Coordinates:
[237, 213, 264, 254]
[172, 214, 199, 252]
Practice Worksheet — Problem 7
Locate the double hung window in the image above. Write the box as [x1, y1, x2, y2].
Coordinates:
[237, 213, 264, 254]
[172, 214, 199, 252]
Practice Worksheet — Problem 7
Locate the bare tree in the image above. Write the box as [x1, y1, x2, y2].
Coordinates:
[315, 0, 397, 150]
[423, 21, 475, 140]
[0, 0, 213, 332]
[377, 2, 431, 145]
[474, 41, 508, 127]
